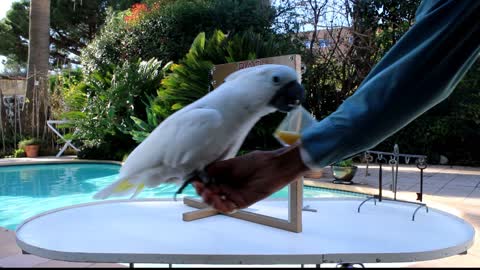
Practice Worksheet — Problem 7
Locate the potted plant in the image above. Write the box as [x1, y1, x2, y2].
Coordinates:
[331, 158, 358, 184]
[18, 138, 43, 158]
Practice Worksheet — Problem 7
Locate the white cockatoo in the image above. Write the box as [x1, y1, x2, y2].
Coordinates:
[93, 64, 305, 200]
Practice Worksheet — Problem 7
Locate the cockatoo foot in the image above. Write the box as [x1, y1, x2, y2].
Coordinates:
[173, 170, 215, 201]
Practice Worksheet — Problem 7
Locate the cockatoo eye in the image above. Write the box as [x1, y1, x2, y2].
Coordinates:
[272, 76, 280, 83]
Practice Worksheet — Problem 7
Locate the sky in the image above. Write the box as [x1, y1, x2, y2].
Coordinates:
[0, 0, 16, 19]
[0, 0, 18, 72]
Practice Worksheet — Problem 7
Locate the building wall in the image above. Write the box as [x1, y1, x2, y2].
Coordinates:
[298, 27, 354, 55]
[0, 79, 27, 96]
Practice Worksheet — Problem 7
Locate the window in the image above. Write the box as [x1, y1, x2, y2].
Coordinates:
[318, 39, 331, 48]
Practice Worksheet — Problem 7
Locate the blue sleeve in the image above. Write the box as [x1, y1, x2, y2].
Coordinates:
[300, 0, 480, 169]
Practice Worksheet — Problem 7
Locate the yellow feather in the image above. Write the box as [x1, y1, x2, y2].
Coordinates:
[113, 179, 134, 193]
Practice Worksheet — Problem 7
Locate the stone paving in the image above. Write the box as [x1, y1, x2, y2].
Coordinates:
[0, 157, 479, 267]
[306, 164, 480, 268]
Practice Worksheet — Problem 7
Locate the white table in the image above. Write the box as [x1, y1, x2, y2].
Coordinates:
[15, 198, 475, 266]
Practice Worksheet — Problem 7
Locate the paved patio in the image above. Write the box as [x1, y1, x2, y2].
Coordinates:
[0, 157, 479, 267]
[306, 164, 480, 268]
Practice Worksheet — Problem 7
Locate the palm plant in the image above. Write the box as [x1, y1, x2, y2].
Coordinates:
[129, 29, 300, 152]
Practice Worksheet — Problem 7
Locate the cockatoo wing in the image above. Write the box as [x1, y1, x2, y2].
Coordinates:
[93, 107, 225, 200]
[122, 107, 224, 173]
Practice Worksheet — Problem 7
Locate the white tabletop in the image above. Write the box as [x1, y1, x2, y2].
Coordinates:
[16, 198, 475, 265]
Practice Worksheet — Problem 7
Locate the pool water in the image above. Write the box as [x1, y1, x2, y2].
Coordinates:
[0, 163, 363, 230]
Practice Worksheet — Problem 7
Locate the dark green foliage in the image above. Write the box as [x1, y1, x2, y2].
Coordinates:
[0, 0, 140, 69]
[80, 11, 130, 74]
[77, 133, 134, 161]
[372, 0, 419, 55]
[14, 148, 26, 158]
[333, 158, 354, 167]
[61, 58, 165, 160]
[376, 61, 480, 165]
[79, 58, 164, 141]
[129, 0, 274, 62]
[67, 0, 295, 159]
[0, 0, 140, 67]
[81, 0, 275, 73]
[49, 68, 85, 120]
[0, 0, 29, 66]
[303, 60, 350, 120]
[129, 95, 162, 143]
[49, 0, 140, 63]
[18, 138, 43, 148]
[129, 30, 301, 150]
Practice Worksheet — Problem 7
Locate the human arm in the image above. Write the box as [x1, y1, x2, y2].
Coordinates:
[300, 0, 480, 169]
[195, 0, 480, 212]
[194, 143, 309, 213]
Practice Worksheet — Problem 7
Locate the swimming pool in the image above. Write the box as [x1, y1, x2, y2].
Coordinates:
[0, 163, 364, 230]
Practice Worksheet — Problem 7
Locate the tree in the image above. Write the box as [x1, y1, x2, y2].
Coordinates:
[23, 0, 51, 139]
[49, 0, 141, 66]
[295, 0, 420, 119]
[0, 0, 141, 70]
[0, 0, 29, 67]
[81, 0, 277, 73]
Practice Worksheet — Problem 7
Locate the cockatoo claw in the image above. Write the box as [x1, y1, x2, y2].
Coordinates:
[173, 170, 215, 201]
[195, 169, 216, 185]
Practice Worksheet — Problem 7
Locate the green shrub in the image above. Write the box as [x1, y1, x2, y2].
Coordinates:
[49, 68, 85, 120]
[64, 58, 165, 147]
[333, 159, 354, 167]
[81, 0, 274, 73]
[129, 29, 301, 151]
[81, 10, 130, 74]
[74, 0, 298, 159]
[18, 138, 43, 149]
[76, 133, 134, 161]
[129, 95, 162, 143]
[14, 148, 25, 158]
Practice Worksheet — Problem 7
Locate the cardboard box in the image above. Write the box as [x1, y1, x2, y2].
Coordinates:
[211, 54, 303, 89]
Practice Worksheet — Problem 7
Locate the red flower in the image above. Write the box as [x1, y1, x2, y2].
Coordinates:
[124, 3, 149, 24]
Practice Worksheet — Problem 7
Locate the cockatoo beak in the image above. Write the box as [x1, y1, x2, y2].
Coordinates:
[269, 80, 305, 112]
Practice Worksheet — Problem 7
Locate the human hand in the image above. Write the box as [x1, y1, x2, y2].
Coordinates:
[193, 144, 309, 213]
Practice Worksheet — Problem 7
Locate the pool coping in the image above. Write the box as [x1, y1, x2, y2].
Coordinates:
[0, 158, 122, 167]
[304, 179, 374, 197]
